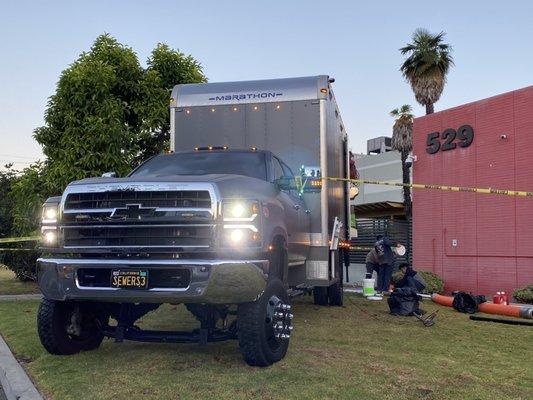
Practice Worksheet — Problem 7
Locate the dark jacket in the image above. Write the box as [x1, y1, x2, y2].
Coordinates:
[374, 237, 396, 266]
[396, 267, 426, 292]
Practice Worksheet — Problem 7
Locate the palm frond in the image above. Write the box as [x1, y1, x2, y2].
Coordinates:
[399, 28, 454, 112]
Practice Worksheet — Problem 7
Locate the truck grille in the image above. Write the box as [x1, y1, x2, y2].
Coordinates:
[65, 190, 211, 209]
[61, 189, 215, 250]
[63, 225, 214, 248]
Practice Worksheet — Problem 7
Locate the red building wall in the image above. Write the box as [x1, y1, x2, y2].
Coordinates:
[412, 86, 533, 295]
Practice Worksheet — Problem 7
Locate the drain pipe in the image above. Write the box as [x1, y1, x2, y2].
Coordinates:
[431, 294, 533, 319]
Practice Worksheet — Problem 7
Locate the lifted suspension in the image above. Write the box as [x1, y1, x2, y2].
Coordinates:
[103, 303, 237, 345]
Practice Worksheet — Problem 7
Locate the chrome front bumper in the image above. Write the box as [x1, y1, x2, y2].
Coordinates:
[37, 258, 269, 304]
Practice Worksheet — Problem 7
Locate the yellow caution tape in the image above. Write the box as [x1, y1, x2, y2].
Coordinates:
[0, 248, 37, 251]
[0, 177, 529, 249]
[350, 246, 373, 251]
[325, 177, 533, 198]
[0, 236, 39, 244]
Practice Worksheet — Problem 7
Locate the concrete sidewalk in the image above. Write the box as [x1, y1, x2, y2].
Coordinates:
[0, 334, 42, 400]
[0, 294, 42, 302]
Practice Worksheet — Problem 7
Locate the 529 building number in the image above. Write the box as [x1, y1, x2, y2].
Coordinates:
[426, 125, 474, 154]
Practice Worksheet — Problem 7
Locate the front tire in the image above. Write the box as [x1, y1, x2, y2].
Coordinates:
[37, 299, 107, 355]
[237, 279, 292, 367]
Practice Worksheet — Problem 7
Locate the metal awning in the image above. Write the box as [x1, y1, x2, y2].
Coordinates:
[352, 201, 405, 218]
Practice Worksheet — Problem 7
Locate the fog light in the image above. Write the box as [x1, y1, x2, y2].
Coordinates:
[230, 229, 244, 243]
[57, 265, 75, 279]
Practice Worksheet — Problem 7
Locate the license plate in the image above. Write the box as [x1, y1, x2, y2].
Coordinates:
[111, 270, 149, 289]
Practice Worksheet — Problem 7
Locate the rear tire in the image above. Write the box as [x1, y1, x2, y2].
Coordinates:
[237, 279, 292, 367]
[328, 282, 344, 306]
[329, 249, 344, 306]
[313, 287, 328, 306]
[37, 299, 107, 355]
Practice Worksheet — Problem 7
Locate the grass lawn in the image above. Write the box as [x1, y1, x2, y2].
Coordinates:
[0, 266, 40, 295]
[0, 296, 531, 400]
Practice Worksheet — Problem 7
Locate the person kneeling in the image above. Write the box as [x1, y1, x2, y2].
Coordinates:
[396, 263, 426, 293]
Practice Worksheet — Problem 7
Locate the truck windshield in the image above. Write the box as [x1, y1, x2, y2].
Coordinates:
[130, 151, 267, 180]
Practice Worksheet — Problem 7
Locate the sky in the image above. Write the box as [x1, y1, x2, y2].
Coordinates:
[1, 0, 532, 169]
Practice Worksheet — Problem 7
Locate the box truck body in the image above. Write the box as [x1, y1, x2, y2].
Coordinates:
[170, 75, 351, 283]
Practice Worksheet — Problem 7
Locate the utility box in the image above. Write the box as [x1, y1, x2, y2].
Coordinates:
[412, 86, 533, 296]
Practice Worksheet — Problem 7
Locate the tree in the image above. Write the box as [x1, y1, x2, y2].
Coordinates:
[135, 44, 207, 164]
[0, 165, 18, 237]
[390, 105, 414, 218]
[34, 34, 206, 194]
[10, 162, 47, 235]
[400, 29, 454, 114]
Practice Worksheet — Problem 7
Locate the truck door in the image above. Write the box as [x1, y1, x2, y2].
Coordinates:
[279, 158, 310, 262]
[271, 156, 301, 261]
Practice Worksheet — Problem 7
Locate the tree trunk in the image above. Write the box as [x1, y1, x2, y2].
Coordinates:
[401, 150, 412, 218]
[425, 103, 434, 114]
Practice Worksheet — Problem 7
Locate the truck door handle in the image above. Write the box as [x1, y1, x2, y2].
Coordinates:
[293, 204, 301, 210]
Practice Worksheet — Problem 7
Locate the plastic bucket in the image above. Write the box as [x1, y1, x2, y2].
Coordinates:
[363, 278, 375, 297]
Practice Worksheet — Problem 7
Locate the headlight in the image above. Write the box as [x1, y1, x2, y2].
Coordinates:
[223, 227, 261, 247]
[230, 203, 246, 218]
[230, 229, 244, 243]
[221, 200, 261, 247]
[42, 205, 58, 224]
[222, 201, 260, 222]
[42, 228, 57, 246]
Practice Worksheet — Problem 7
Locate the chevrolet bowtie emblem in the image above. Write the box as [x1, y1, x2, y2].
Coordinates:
[110, 204, 156, 220]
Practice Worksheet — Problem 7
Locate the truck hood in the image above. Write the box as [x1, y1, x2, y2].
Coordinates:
[67, 174, 277, 199]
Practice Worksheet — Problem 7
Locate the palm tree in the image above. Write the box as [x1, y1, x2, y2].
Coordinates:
[390, 105, 414, 218]
[400, 28, 454, 114]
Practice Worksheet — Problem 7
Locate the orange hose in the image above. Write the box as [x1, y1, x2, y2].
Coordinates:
[478, 302, 521, 318]
[431, 294, 531, 318]
[432, 294, 453, 307]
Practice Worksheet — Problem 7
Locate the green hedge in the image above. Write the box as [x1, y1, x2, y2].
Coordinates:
[513, 285, 533, 304]
[391, 269, 444, 294]
[0, 249, 40, 281]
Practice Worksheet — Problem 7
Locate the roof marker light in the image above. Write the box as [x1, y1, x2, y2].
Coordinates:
[320, 88, 328, 94]
[233, 107, 238, 111]
[253, 105, 259, 111]
[275, 105, 281, 110]
[211, 108, 216, 112]
[251, 146, 257, 151]
[186, 109, 191, 114]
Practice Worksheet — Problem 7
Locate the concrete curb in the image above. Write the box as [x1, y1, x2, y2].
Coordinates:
[0, 295, 42, 302]
[0, 334, 43, 400]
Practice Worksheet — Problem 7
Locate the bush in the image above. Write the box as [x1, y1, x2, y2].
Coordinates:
[391, 269, 444, 294]
[0, 247, 40, 281]
[513, 285, 533, 304]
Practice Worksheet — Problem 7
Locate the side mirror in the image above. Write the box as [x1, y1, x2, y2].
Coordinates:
[101, 172, 117, 178]
[275, 176, 296, 190]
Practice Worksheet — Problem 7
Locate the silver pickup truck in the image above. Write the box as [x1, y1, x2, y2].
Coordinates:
[37, 76, 352, 366]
